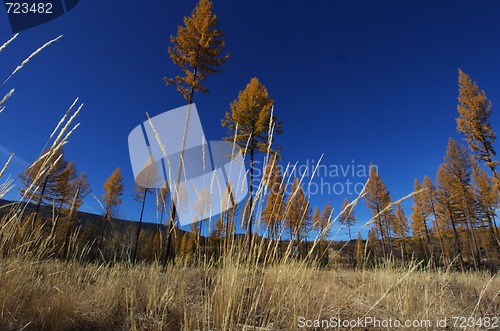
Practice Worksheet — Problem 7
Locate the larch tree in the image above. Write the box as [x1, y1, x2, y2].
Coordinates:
[222, 77, 282, 249]
[410, 179, 431, 259]
[338, 198, 356, 240]
[393, 203, 409, 239]
[284, 177, 311, 248]
[132, 162, 160, 262]
[311, 207, 321, 236]
[213, 183, 237, 256]
[261, 155, 285, 242]
[393, 203, 409, 260]
[164, 0, 229, 264]
[456, 69, 499, 185]
[421, 175, 446, 261]
[364, 166, 394, 257]
[212, 216, 225, 239]
[50, 161, 78, 243]
[99, 167, 124, 252]
[440, 138, 481, 268]
[311, 206, 321, 259]
[164, 0, 229, 103]
[316, 202, 333, 265]
[54, 161, 78, 211]
[471, 160, 500, 255]
[319, 202, 333, 240]
[410, 206, 430, 260]
[19, 149, 68, 226]
[51, 161, 84, 251]
[62, 171, 91, 260]
[436, 164, 465, 269]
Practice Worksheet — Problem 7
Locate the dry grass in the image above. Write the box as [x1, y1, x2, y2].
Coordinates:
[0, 255, 497, 330]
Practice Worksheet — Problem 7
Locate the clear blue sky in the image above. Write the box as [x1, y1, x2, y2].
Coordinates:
[1, 0, 500, 239]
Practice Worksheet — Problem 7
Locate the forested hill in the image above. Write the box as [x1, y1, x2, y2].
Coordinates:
[0, 198, 169, 235]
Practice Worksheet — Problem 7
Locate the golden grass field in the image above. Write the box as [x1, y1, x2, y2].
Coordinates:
[0, 253, 498, 330]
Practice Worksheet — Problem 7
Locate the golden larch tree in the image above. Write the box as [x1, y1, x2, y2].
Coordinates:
[132, 162, 160, 262]
[364, 166, 394, 257]
[436, 164, 465, 269]
[99, 167, 124, 252]
[393, 203, 409, 239]
[410, 179, 431, 254]
[163, 0, 229, 265]
[19, 149, 68, 226]
[284, 177, 311, 245]
[311, 207, 321, 238]
[471, 160, 500, 256]
[316, 202, 333, 265]
[310, 207, 323, 262]
[261, 156, 285, 242]
[50, 161, 78, 242]
[164, 0, 229, 103]
[339, 198, 356, 240]
[319, 202, 333, 239]
[440, 138, 481, 268]
[61, 171, 91, 260]
[421, 175, 446, 262]
[456, 69, 499, 184]
[219, 183, 238, 254]
[222, 77, 282, 248]
[393, 203, 409, 260]
[54, 161, 78, 210]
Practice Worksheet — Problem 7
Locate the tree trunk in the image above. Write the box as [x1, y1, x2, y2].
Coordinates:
[32, 175, 49, 227]
[461, 188, 481, 269]
[133, 188, 148, 262]
[431, 203, 446, 267]
[164, 62, 199, 266]
[246, 149, 254, 253]
[98, 211, 109, 255]
[447, 206, 465, 270]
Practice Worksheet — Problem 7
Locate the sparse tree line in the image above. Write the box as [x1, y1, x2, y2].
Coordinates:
[3, 0, 499, 271]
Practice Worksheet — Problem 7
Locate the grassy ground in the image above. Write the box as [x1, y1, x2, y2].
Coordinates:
[0, 255, 498, 330]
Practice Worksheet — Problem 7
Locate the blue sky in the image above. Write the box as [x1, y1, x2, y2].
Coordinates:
[1, 0, 500, 240]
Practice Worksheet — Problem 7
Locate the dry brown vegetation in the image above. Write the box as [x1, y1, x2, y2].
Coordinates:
[0, 252, 498, 330]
